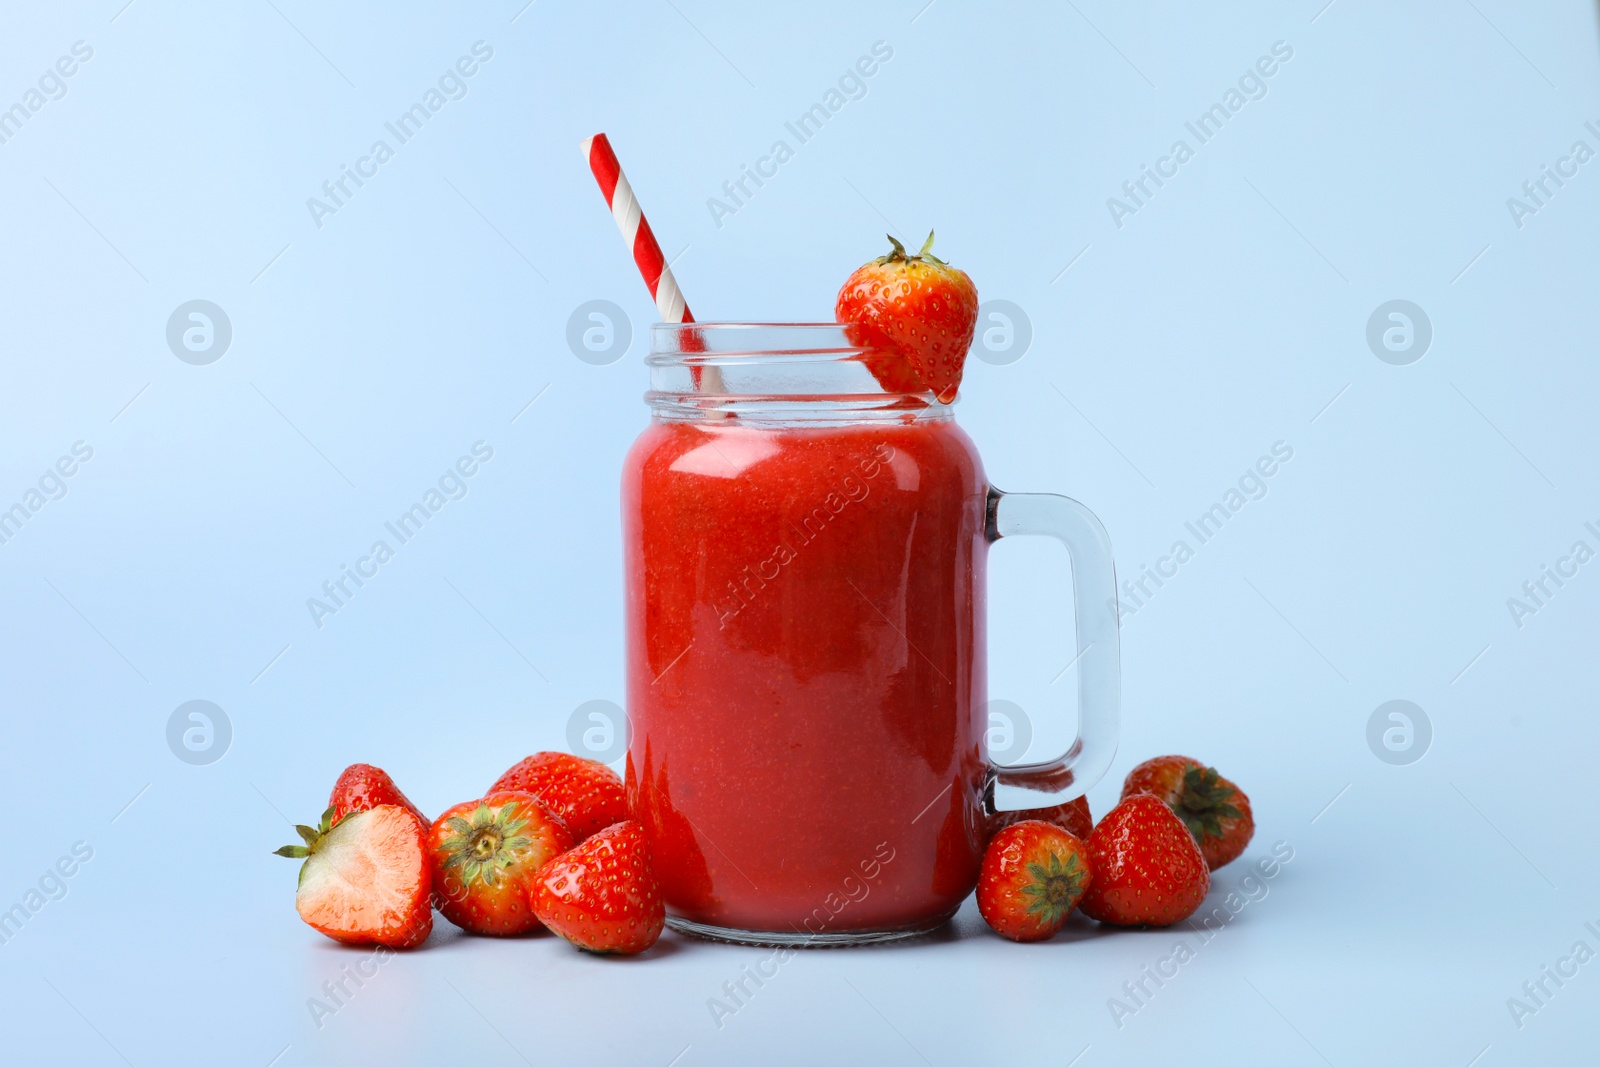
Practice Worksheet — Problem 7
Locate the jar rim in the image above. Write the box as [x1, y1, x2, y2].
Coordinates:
[650, 322, 851, 331]
[649, 322, 867, 362]
[644, 322, 951, 421]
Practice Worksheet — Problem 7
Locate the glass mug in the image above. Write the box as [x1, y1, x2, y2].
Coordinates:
[623, 324, 1119, 945]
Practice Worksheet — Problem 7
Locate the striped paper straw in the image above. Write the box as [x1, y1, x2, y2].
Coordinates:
[582, 133, 692, 324]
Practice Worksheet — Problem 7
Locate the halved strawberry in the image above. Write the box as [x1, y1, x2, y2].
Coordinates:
[1122, 755, 1254, 870]
[491, 752, 627, 841]
[530, 820, 664, 955]
[428, 790, 573, 936]
[835, 232, 979, 403]
[329, 763, 428, 830]
[1077, 794, 1209, 927]
[275, 804, 432, 948]
[977, 820, 1093, 942]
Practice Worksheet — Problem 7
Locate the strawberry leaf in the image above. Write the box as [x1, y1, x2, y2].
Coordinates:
[1173, 765, 1243, 842]
[1017, 849, 1086, 925]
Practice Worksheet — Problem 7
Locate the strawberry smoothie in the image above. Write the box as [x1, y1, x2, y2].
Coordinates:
[624, 414, 990, 937]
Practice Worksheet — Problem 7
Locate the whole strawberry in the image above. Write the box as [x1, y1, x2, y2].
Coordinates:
[329, 763, 428, 830]
[428, 791, 573, 936]
[987, 796, 1092, 844]
[1078, 794, 1209, 927]
[492, 752, 627, 841]
[977, 820, 1093, 943]
[1122, 755, 1254, 869]
[275, 804, 433, 948]
[531, 820, 664, 955]
[835, 232, 978, 403]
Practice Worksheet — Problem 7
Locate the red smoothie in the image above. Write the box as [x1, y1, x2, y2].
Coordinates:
[624, 415, 990, 936]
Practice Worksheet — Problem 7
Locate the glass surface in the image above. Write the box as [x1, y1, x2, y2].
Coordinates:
[624, 324, 1120, 944]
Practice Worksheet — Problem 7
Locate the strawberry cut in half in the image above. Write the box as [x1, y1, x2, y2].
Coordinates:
[275, 804, 433, 948]
[491, 752, 628, 842]
[977, 820, 1094, 942]
[530, 820, 664, 955]
[428, 790, 573, 936]
[835, 231, 979, 404]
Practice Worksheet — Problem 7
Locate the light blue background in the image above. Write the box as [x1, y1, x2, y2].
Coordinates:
[1, 1, 1597, 1064]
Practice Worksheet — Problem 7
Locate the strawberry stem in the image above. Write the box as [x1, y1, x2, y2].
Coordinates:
[274, 807, 337, 859]
[1176, 766, 1242, 842]
[878, 231, 945, 266]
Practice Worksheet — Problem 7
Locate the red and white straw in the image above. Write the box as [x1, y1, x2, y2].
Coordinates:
[582, 133, 692, 325]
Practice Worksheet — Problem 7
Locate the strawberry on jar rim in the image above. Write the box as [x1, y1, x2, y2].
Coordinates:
[835, 231, 979, 404]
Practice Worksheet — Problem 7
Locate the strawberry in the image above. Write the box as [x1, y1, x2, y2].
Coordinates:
[1122, 755, 1254, 869]
[840, 322, 928, 398]
[428, 790, 573, 936]
[835, 232, 979, 403]
[1078, 794, 1209, 927]
[329, 763, 428, 830]
[530, 820, 664, 955]
[491, 752, 627, 841]
[987, 796, 1092, 844]
[275, 804, 433, 948]
[976, 820, 1093, 942]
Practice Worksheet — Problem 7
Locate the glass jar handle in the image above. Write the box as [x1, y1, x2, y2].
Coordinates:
[985, 487, 1121, 814]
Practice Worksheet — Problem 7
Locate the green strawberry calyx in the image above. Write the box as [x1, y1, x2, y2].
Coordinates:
[273, 807, 337, 861]
[1021, 850, 1088, 926]
[436, 801, 533, 887]
[1175, 765, 1243, 842]
[877, 230, 947, 267]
